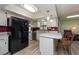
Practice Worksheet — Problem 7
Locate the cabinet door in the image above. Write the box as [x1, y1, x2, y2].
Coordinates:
[0, 37, 8, 55]
[39, 37, 54, 55]
[0, 10, 7, 26]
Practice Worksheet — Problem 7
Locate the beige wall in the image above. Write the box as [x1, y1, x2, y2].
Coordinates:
[59, 19, 79, 34]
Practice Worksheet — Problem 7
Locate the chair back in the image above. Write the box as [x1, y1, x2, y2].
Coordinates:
[61, 30, 74, 46]
[63, 30, 74, 41]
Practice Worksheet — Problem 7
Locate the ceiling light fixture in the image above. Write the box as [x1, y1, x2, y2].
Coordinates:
[46, 10, 50, 21]
[47, 16, 50, 20]
[66, 15, 79, 18]
[50, 19, 53, 22]
[23, 4, 38, 13]
[72, 27, 76, 30]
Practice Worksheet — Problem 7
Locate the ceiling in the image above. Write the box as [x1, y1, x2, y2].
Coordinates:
[33, 4, 79, 20]
[1, 4, 79, 20]
[32, 4, 57, 19]
[56, 4, 79, 20]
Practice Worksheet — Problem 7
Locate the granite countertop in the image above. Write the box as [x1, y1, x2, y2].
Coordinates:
[39, 32, 62, 39]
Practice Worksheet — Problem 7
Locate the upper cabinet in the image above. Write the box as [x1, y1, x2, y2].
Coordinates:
[0, 10, 7, 26]
[4, 5, 33, 19]
[34, 4, 58, 27]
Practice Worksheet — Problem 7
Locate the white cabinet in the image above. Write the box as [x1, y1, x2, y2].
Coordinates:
[0, 10, 7, 26]
[39, 32, 62, 55]
[39, 37, 54, 55]
[0, 35, 8, 55]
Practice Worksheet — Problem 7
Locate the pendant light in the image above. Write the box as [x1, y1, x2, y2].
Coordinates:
[46, 10, 50, 21]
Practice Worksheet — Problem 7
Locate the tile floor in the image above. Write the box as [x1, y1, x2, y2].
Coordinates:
[14, 40, 40, 55]
[56, 41, 79, 55]
[14, 40, 79, 55]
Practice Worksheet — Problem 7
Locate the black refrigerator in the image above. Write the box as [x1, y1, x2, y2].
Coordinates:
[8, 16, 29, 54]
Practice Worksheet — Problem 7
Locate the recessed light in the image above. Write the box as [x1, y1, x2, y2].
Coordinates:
[23, 4, 38, 13]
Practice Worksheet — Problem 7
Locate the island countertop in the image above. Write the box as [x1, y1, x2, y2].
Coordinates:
[39, 32, 62, 39]
[39, 32, 62, 55]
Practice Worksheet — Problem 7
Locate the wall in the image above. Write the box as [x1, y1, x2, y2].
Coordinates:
[59, 18, 79, 34]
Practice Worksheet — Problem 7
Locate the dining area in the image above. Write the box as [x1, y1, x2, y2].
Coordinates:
[55, 30, 75, 55]
[39, 28, 76, 55]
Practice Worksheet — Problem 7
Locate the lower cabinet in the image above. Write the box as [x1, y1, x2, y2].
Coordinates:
[0, 35, 8, 55]
[39, 37, 54, 55]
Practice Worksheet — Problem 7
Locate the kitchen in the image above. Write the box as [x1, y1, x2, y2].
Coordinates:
[0, 4, 79, 55]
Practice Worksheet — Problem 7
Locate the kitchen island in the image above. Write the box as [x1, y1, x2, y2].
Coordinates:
[39, 32, 62, 55]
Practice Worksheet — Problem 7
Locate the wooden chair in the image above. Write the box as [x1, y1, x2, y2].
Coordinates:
[57, 30, 74, 55]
